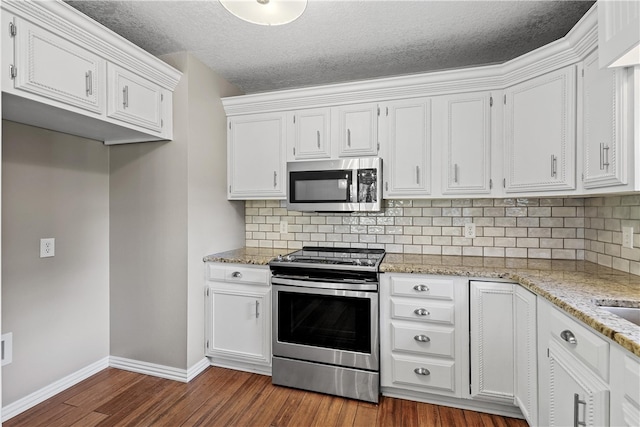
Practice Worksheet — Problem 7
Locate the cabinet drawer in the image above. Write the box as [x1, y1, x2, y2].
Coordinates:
[390, 276, 454, 300]
[391, 355, 455, 392]
[206, 264, 269, 285]
[391, 323, 454, 357]
[391, 300, 454, 325]
[549, 306, 609, 380]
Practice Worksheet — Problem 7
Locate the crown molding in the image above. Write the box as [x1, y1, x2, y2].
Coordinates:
[1, 0, 182, 90]
[223, 4, 599, 116]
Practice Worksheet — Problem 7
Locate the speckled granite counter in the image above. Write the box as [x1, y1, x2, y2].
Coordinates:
[204, 248, 640, 357]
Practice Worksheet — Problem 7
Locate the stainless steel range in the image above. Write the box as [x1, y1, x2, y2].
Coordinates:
[269, 246, 385, 403]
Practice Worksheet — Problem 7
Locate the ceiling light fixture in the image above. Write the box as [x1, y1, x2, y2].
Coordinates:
[219, 0, 307, 26]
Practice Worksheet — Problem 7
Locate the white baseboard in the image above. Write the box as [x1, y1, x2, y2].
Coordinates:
[2, 356, 210, 422]
[1, 357, 110, 423]
[109, 356, 209, 383]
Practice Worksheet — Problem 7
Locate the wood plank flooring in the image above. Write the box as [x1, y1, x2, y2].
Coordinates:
[4, 367, 529, 426]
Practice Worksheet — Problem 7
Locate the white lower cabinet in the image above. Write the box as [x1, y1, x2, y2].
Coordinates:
[538, 298, 610, 426]
[609, 340, 640, 427]
[205, 263, 271, 374]
[513, 286, 538, 426]
[381, 274, 468, 399]
[469, 281, 515, 405]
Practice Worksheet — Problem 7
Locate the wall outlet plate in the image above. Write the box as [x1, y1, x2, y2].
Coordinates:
[464, 223, 476, 239]
[622, 227, 634, 249]
[40, 238, 55, 258]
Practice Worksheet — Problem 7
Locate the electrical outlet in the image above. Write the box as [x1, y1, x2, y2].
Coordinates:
[279, 221, 288, 234]
[464, 223, 476, 239]
[1, 332, 13, 366]
[622, 227, 634, 249]
[40, 238, 55, 258]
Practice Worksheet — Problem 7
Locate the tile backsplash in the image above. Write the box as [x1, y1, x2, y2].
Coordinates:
[245, 195, 640, 276]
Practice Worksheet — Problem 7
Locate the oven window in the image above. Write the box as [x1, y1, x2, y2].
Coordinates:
[278, 291, 371, 353]
[289, 170, 352, 203]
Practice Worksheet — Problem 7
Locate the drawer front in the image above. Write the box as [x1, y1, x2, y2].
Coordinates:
[391, 355, 455, 392]
[207, 263, 269, 285]
[624, 355, 640, 406]
[391, 300, 454, 325]
[391, 324, 454, 357]
[390, 276, 454, 300]
[549, 307, 609, 380]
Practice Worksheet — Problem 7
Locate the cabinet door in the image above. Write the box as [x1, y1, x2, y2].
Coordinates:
[334, 103, 379, 157]
[598, 0, 640, 68]
[228, 113, 286, 199]
[206, 286, 270, 365]
[381, 99, 431, 197]
[547, 341, 609, 427]
[582, 50, 628, 188]
[292, 108, 331, 159]
[504, 66, 576, 193]
[514, 286, 538, 426]
[13, 17, 104, 114]
[436, 92, 492, 195]
[107, 63, 164, 134]
[470, 281, 515, 405]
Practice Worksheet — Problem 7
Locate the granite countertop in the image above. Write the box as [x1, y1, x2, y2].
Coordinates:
[204, 248, 640, 357]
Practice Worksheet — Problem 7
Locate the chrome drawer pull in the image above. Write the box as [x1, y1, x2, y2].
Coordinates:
[414, 367, 430, 376]
[414, 308, 430, 316]
[414, 335, 431, 343]
[231, 271, 242, 279]
[560, 329, 577, 345]
[574, 393, 586, 427]
[413, 284, 429, 292]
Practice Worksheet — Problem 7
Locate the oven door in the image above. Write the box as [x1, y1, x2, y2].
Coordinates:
[272, 284, 379, 371]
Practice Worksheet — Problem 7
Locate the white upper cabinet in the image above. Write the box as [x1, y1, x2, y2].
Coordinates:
[504, 66, 577, 193]
[434, 92, 493, 195]
[290, 108, 331, 160]
[1, 1, 181, 145]
[227, 112, 287, 199]
[12, 17, 105, 114]
[107, 63, 166, 134]
[582, 50, 629, 189]
[333, 103, 379, 157]
[598, 0, 640, 68]
[380, 99, 431, 198]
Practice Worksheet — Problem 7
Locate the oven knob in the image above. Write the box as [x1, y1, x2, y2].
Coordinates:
[275, 255, 283, 261]
[284, 255, 295, 262]
[354, 259, 362, 266]
[365, 259, 374, 266]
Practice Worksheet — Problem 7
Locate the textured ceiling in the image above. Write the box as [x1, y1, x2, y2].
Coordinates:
[66, 0, 595, 94]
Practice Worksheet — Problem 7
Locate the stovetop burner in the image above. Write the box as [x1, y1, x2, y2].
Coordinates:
[270, 246, 385, 272]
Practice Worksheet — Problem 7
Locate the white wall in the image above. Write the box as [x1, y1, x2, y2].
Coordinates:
[1, 120, 110, 405]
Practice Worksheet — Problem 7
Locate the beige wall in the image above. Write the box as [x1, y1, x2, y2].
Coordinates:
[110, 53, 244, 370]
[1, 121, 110, 405]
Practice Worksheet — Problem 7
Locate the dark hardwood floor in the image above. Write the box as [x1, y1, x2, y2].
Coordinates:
[4, 367, 529, 426]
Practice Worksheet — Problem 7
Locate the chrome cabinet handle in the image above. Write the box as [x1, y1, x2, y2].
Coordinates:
[414, 335, 430, 343]
[316, 130, 320, 148]
[574, 393, 586, 427]
[255, 300, 260, 319]
[551, 155, 557, 177]
[416, 166, 420, 184]
[85, 71, 92, 96]
[603, 144, 610, 169]
[347, 129, 351, 147]
[454, 164, 459, 183]
[560, 329, 577, 345]
[600, 143, 604, 170]
[414, 308, 430, 316]
[413, 284, 429, 292]
[123, 85, 129, 108]
[273, 171, 277, 188]
[385, 182, 389, 192]
[231, 271, 242, 279]
[414, 367, 430, 376]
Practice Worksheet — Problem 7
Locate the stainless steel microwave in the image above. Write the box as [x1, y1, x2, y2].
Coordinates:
[287, 158, 382, 212]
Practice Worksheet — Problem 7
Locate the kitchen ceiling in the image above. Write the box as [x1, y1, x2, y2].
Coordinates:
[65, 0, 595, 94]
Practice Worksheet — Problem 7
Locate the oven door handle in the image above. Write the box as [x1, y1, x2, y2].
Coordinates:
[271, 277, 378, 292]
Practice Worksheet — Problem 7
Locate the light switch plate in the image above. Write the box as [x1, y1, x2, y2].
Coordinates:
[622, 227, 634, 249]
